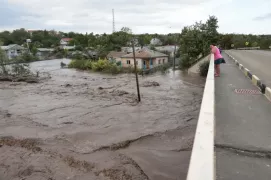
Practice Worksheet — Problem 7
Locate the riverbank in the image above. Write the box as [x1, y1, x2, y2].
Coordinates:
[0, 59, 205, 180]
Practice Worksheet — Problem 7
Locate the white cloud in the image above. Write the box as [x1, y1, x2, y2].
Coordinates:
[3, 0, 271, 34]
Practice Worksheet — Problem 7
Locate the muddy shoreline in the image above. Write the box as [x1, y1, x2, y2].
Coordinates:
[0, 59, 204, 180]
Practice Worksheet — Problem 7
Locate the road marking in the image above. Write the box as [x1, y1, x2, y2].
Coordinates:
[234, 89, 261, 94]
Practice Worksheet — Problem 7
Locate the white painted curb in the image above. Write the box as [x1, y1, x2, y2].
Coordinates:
[252, 75, 260, 86]
[239, 64, 243, 70]
[187, 54, 215, 180]
[265, 87, 271, 101]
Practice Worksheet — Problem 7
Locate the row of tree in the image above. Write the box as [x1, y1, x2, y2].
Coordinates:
[0, 27, 180, 52]
[1, 18, 271, 68]
[218, 34, 271, 49]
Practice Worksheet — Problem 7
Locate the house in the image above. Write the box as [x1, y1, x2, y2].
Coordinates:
[120, 48, 169, 69]
[0, 44, 27, 59]
[107, 51, 127, 62]
[60, 38, 73, 47]
[36, 48, 54, 59]
[150, 38, 162, 46]
[61, 45, 75, 50]
[155, 45, 180, 57]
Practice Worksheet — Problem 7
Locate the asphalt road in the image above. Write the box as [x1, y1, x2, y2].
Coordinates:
[226, 50, 271, 87]
[216, 53, 271, 180]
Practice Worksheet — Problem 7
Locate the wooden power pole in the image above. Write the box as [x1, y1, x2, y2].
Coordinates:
[131, 39, 141, 102]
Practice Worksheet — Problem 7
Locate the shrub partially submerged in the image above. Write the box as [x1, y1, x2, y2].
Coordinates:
[68, 59, 121, 74]
[68, 59, 92, 70]
[0, 48, 35, 81]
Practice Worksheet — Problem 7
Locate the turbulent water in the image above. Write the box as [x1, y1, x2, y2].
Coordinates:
[0, 59, 205, 180]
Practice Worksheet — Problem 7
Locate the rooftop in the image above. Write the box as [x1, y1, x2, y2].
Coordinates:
[121, 48, 168, 58]
[37, 48, 54, 52]
[107, 51, 127, 58]
[61, 38, 73, 42]
[0, 44, 26, 50]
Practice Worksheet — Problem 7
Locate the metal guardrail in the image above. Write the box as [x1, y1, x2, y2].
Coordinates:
[236, 47, 260, 50]
[186, 54, 215, 180]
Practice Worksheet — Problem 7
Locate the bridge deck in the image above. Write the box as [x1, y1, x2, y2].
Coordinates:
[227, 50, 271, 87]
[215, 53, 271, 180]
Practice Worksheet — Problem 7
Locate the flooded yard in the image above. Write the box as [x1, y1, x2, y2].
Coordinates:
[0, 59, 205, 180]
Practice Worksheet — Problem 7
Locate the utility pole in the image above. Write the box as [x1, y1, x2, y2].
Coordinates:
[132, 39, 141, 102]
[173, 43, 176, 71]
[112, 9, 116, 33]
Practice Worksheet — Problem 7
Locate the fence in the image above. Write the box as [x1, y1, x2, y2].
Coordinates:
[186, 54, 215, 180]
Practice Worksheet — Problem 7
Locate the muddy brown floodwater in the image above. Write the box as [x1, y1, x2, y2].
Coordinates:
[0, 59, 205, 180]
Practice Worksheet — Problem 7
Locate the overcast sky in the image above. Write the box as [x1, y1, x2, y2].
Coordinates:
[1, 0, 271, 34]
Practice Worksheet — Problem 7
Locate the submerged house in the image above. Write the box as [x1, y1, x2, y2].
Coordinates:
[155, 45, 180, 57]
[36, 48, 54, 59]
[120, 48, 168, 69]
[0, 44, 27, 59]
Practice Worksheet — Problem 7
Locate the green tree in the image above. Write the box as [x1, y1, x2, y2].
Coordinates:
[0, 41, 9, 75]
[179, 16, 219, 69]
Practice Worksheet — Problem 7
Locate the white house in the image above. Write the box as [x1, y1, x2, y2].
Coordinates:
[150, 38, 162, 46]
[120, 48, 169, 69]
[155, 45, 180, 57]
[60, 38, 73, 46]
[36, 48, 54, 59]
[0, 44, 27, 59]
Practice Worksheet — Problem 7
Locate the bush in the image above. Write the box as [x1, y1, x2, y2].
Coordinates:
[13, 53, 38, 63]
[199, 61, 210, 77]
[92, 59, 110, 71]
[68, 59, 92, 70]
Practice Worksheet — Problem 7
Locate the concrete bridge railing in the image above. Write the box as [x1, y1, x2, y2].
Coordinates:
[236, 47, 260, 50]
[186, 54, 215, 180]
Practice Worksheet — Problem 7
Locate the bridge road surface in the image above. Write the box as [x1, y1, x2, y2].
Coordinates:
[226, 50, 271, 87]
[215, 53, 271, 180]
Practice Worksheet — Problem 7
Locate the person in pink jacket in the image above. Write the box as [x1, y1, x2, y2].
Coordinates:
[210, 44, 224, 77]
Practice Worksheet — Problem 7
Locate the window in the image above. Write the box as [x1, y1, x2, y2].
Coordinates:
[127, 60, 131, 64]
[150, 60, 153, 65]
[159, 60, 161, 64]
[163, 59, 165, 64]
[143, 61, 146, 65]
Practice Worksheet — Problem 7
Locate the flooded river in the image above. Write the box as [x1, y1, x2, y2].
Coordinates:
[0, 59, 205, 180]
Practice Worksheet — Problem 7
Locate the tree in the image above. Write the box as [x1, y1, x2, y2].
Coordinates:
[121, 27, 132, 34]
[0, 41, 9, 75]
[179, 16, 219, 69]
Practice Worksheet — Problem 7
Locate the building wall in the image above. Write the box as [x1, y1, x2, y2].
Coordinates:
[120, 56, 168, 69]
[153, 57, 169, 66]
[6, 49, 22, 59]
[120, 57, 143, 68]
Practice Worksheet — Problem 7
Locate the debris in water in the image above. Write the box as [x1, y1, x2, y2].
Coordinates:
[65, 84, 72, 87]
[0, 136, 41, 152]
[142, 81, 160, 87]
[63, 156, 94, 172]
[62, 122, 73, 124]
[110, 90, 129, 96]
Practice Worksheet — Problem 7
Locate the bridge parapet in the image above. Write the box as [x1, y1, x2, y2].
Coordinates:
[186, 54, 215, 180]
